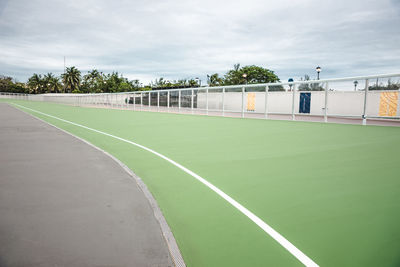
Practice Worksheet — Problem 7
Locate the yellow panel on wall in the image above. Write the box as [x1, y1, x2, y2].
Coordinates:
[379, 92, 398, 117]
[247, 93, 256, 111]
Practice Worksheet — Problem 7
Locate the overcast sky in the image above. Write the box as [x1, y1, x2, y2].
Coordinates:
[0, 0, 399, 84]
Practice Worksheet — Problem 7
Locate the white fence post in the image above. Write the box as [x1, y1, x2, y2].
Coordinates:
[362, 79, 369, 125]
[222, 87, 225, 116]
[157, 91, 160, 111]
[191, 89, 194, 113]
[148, 92, 151, 109]
[324, 82, 329, 123]
[140, 92, 143, 110]
[167, 91, 170, 111]
[178, 90, 181, 111]
[206, 88, 209, 115]
[264, 85, 269, 119]
[241, 86, 245, 118]
[291, 84, 296, 121]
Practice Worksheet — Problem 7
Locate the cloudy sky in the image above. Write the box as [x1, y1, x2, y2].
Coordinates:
[0, 0, 399, 84]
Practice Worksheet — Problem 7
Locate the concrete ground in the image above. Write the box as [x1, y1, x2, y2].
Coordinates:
[0, 103, 173, 267]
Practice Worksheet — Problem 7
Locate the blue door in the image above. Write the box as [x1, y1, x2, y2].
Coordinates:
[299, 93, 311, 113]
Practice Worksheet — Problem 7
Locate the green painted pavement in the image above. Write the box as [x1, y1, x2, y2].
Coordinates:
[4, 99, 400, 267]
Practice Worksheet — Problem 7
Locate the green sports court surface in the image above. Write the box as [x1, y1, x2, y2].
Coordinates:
[3, 99, 400, 266]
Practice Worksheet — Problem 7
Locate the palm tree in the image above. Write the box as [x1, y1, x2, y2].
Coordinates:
[187, 79, 198, 87]
[62, 66, 81, 93]
[209, 73, 223, 86]
[44, 73, 62, 93]
[129, 79, 140, 89]
[27, 73, 43, 94]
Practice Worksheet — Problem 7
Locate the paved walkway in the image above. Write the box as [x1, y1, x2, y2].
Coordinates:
[0, 103, 173, 267]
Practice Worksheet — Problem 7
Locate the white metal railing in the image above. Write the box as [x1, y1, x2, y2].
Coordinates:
[1, 73, 400, 125]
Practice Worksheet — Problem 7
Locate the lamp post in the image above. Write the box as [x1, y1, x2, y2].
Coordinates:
[288, 78, 294, 91]
[242, 73, 247, 84]
[316, 66, 321, 80]
[354, 80, 358, 91]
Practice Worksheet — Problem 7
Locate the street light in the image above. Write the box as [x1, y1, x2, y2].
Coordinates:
[354, 80, 358, 91]
[242, 73, 247, 84]
[288, 78, 294, 91]
[316, 66, 321, 80]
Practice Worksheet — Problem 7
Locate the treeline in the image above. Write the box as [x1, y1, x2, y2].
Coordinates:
[151, 64, 282, 90]
[27, 68, 144, 94]
[0, 64, 283, 94]
[369, 80, 400, 90]
[0, 76, 27, 93]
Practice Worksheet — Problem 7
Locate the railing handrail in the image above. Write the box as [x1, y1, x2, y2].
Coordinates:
[104, 72, 400, 95]
[121, 73, 400, 94]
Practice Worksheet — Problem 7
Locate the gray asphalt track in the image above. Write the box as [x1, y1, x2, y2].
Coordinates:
[0, 103, 173, 267]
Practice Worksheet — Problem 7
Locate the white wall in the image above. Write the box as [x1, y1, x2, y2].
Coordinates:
[4, 89, 399, 118]
[197, 90, 400, 117]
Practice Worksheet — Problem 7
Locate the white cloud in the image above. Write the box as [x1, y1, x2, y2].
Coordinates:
[0, 0, 399, 83]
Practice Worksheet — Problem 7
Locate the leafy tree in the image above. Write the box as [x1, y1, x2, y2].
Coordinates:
[11, 82, 28, 93]
[0, 76, 28, 93]
[82, 69, 103, 93]
[0, 76, 13, 92]
[62, 66, 81, 93]
[102, 72, 128, 92]
[224, 64, 280, 85]
[150, 77, 200, 89]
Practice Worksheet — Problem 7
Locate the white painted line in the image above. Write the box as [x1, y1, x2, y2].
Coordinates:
[13, 103, 318, 267]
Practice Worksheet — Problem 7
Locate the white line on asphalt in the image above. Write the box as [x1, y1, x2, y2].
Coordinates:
[13, 103, 318, 267]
